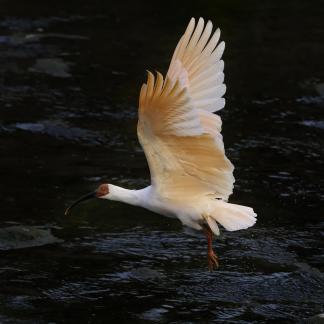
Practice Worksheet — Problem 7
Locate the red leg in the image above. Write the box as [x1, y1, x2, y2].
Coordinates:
[203, 226, 219, 271]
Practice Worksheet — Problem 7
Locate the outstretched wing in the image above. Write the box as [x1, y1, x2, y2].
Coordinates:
[137, 18, 234, 201]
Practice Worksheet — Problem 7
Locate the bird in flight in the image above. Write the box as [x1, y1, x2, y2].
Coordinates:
[65, 17, 257, 271]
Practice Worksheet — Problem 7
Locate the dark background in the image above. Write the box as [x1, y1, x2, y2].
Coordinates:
[0, 0, 323, 323]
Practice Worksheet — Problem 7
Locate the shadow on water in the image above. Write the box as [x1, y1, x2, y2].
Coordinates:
[0, 0, 323, 322]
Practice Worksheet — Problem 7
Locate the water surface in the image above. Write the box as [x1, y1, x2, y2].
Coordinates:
[0, 0, 323, 322]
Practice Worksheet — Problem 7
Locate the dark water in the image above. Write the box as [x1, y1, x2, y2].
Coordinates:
[1, 0, 324, 323]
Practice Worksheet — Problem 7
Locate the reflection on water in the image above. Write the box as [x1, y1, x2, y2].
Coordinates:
[0, 0, 323, 322]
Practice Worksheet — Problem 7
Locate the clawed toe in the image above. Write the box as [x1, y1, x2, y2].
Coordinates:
[208, 251, 219, 271]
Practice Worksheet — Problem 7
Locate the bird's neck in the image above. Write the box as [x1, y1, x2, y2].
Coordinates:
[106, 184, 148, 207]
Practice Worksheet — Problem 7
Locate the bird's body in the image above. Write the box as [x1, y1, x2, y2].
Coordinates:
[66, 17, 257, 270]
[107, 184, 256, 234]
[108, 184, 208, 226]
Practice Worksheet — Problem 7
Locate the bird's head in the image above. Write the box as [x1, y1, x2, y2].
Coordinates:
[64, 184, 109, 216]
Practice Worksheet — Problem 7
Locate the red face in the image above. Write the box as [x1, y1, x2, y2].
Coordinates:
[96, 184, 109, 197]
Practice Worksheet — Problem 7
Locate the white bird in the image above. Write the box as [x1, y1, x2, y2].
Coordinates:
[65, 17, 257, 271]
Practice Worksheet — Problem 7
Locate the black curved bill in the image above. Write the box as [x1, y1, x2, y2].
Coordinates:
[65, 192, 96, 216]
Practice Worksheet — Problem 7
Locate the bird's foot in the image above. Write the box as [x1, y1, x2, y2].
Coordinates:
[207, 249, 219, 271]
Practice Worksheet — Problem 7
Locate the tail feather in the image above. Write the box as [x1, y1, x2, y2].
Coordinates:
[209, 200, 257, 233]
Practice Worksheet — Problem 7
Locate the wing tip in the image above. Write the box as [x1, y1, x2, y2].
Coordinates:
[189, 17, 196, 24]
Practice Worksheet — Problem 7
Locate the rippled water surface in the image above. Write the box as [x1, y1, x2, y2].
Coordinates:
[1, 0, 323, 323]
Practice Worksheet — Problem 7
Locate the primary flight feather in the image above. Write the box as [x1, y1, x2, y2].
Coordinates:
[66, 17, 257, 271]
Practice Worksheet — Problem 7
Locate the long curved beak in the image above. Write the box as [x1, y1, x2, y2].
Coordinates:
[65, 192, 96, 216]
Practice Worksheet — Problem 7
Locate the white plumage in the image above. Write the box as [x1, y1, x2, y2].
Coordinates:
[66, 17, 257, 270]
